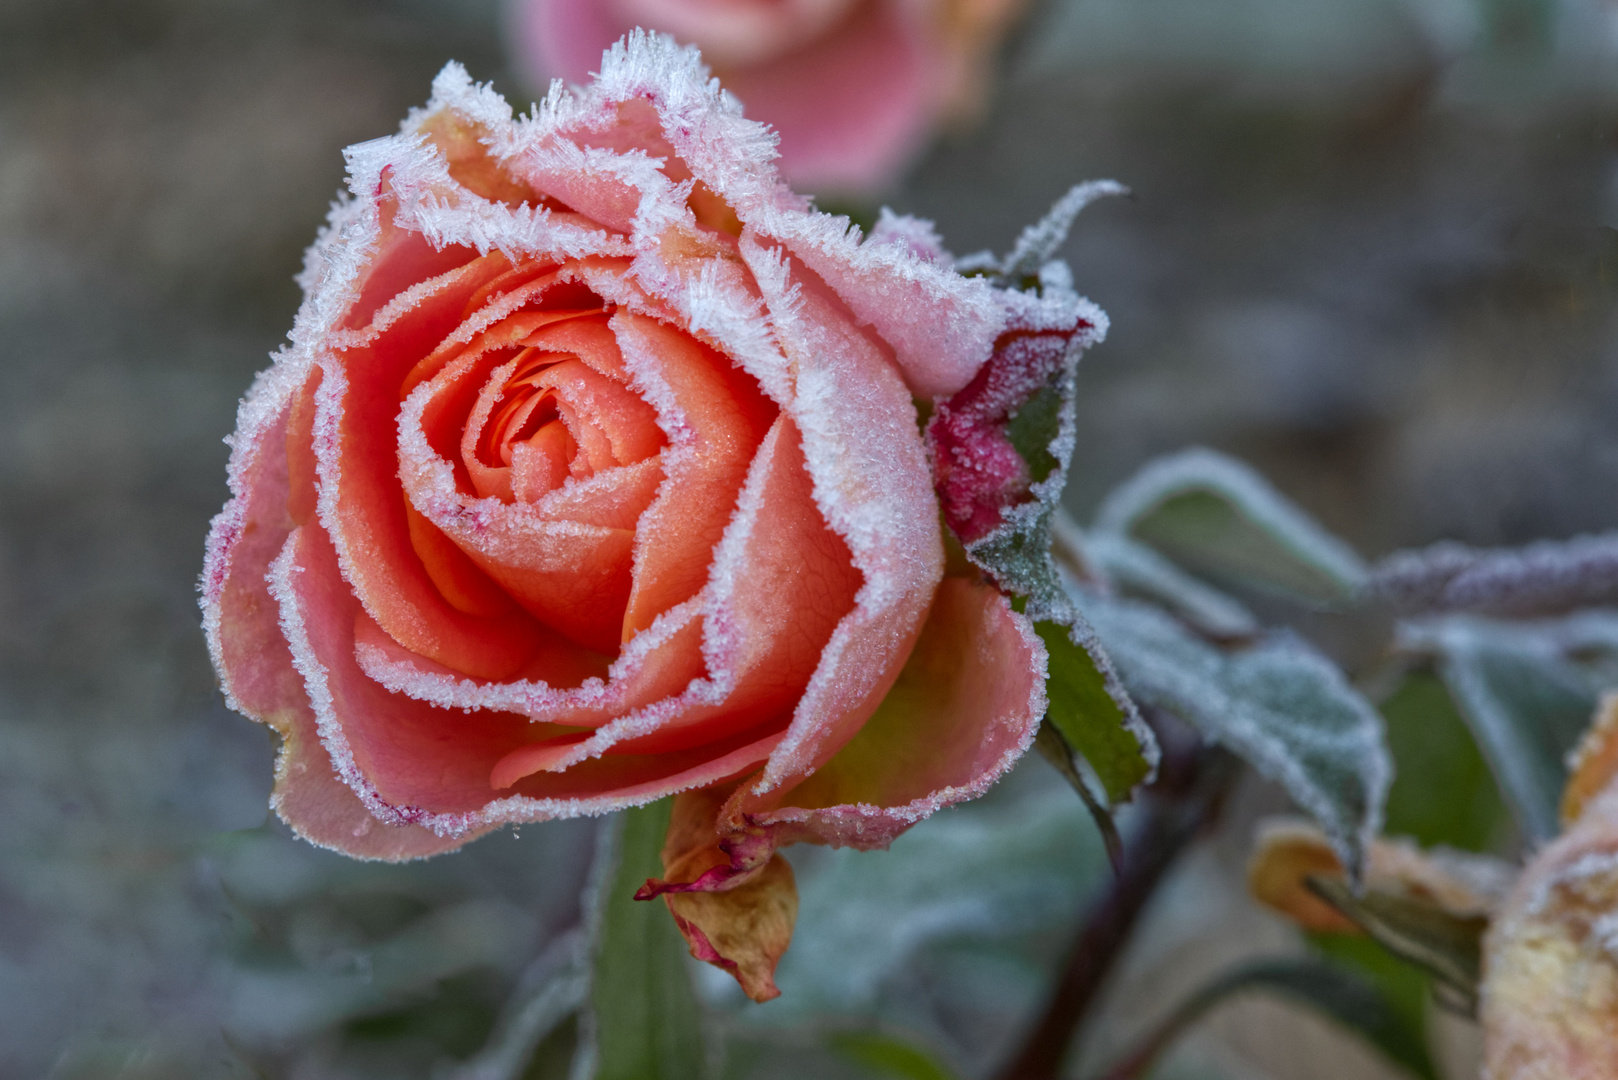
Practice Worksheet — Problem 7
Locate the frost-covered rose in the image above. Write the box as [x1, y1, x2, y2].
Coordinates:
[203, 35, 1099, 999]
[514, 0, 1027, 193]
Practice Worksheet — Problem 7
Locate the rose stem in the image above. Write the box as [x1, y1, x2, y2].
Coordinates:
[994, 712, 1240, 1080]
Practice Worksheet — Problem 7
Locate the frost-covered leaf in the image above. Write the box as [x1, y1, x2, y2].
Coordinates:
[1093, 448, 1366, 604]
[1080, 528, 1259, 639]
[1036, 620, 1156, 804]
[577, 801, 708, 1080]
[1090, 959, 1435, 1080]
[1369, 531, 1618, 616]
[1395, 613, 1618, 843]
[1073, 587, 1391, 880]
[1306, 877, 1485, 1015]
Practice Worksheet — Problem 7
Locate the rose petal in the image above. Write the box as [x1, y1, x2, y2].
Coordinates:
[457, 516, 635, 655]
[611, 311, 776, 639]
[318, 243, 554, 680]
[734, 241, 944, 798]
[403, 499, 519, 618]
[343, 184, 486, 333]
[734, 576, 1045, 850]
[272, 522, 784, 828]
[285, 366, 322, 526]
[271, 524, 544, 819]
[202, 370, 472, 858]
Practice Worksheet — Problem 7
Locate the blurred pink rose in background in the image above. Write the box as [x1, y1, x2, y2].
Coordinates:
[512, 0, 1028, 195]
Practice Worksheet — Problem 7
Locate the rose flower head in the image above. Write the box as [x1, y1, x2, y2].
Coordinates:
[513, 0, 1030, 194]
[202, 34, 1108, 1002]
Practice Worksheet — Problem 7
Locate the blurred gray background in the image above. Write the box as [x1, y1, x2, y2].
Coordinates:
[1, 0, 1614, 1076]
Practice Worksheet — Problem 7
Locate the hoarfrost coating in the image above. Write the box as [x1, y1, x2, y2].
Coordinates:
[201, 35, 1111, 997]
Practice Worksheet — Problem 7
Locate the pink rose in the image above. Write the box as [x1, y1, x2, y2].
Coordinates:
[202, 35, 1087, 1000]
[513, 0, 1028, 194]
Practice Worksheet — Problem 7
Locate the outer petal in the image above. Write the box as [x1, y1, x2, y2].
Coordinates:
[735, 576, 1047, 849]
[525, 31, 1007, 400]
[269, 523, 788, 835]
[201, 363, 469, 859]
[735, 240, 944, 797]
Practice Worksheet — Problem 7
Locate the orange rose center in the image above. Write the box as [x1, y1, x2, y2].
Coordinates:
[466, 341, 664, 504]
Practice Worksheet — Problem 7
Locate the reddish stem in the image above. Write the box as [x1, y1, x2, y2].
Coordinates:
[995, 721, 1238, 1080]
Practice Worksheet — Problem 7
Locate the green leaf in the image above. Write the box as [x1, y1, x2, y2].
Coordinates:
[1378, 672, 1509, 852]
[1305, 878, 1485, 1016]
[1092, 448, 1366, 604]
[1074, 588, 1391, 881]
[1090, 959, 1434, 1080]
[1396, 613, 1618, 842]
[1037, 621, 1155, 803]
[826, 1031, 961, 1080]
[579, 801, 708, 1080]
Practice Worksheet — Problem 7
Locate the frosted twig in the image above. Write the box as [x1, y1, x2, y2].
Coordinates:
[1369, 532, 1618, 616]
[999, 180, 1130, 281]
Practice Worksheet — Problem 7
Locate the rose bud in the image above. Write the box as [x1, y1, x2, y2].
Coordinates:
[202, 34, 1095, 1001]
[512, 0, 1030, 194]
